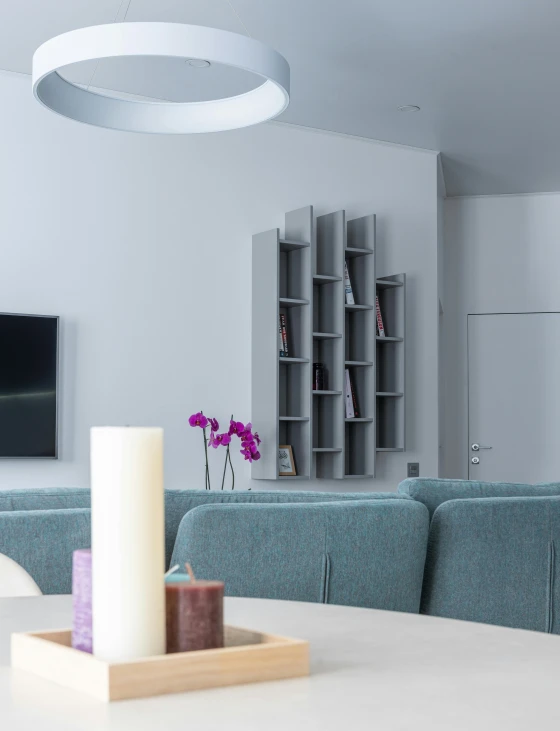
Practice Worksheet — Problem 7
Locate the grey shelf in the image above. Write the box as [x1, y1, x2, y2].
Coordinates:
[345, 247, 374, 258]
[345, 304, 373, 311]
[313, 274, 342, 285]
[280, 239, 310, 252]
[279, 297, 309, 308]
[313, 331, 342, 339]
[252, 204, 405, 481]
[376, 278, 403, 289]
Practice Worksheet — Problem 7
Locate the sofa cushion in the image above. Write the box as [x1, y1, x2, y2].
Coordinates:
[0, 508, 90, 595]
[421, 496, 560, 633]
[164, 489, 411, 572]
[0, 488, 90, 513]
[171, 499, 429, 612]
[398, 478, 560, 518]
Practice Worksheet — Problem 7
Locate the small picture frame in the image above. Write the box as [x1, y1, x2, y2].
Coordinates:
[278, 445, 296, 476]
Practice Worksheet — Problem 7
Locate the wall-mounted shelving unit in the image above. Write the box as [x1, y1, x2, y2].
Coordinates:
[252, 205, 405, 481]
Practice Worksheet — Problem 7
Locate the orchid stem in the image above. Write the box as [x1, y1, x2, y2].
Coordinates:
[202, 426, 210, 490]
[228, 446, 235, 490]
[221, 444, 229, 491]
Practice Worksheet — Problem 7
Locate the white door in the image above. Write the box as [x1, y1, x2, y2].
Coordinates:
[468, 313, 560, 482]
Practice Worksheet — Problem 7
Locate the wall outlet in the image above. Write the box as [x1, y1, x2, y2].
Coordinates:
[407, 462, 420, 478]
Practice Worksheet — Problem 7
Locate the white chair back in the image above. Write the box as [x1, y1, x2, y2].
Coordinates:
[0, 553, 42, 597]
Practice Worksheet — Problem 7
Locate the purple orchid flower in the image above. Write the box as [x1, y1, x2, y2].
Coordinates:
[208, 417, 219, 432]
[228, 420, 246, 437]
[189, 412, 209, 429]
[210, 432, 232, 449]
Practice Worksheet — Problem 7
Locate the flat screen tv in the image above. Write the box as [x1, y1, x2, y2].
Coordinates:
[0, 314, 59, 458]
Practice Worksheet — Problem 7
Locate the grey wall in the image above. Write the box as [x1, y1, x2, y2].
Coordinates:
[0, 69, 439, 492]
[444, 192, 560, 478]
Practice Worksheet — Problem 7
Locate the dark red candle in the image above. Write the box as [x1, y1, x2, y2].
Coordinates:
[165, 577, 224, 653]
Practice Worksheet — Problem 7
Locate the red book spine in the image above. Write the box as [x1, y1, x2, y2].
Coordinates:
[350, 374, 360, 418]
[376, 296, 385, 337]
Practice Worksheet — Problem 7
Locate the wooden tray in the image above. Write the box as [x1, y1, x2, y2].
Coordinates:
[11, 625, 309, 702]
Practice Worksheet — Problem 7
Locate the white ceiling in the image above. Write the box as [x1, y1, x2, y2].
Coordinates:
[2, 0, 560, 196]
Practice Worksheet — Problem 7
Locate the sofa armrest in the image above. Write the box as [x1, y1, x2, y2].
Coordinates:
[0, 508, 90, 595]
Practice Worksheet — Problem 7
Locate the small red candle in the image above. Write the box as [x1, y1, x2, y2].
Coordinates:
[165, 566, 224, 653]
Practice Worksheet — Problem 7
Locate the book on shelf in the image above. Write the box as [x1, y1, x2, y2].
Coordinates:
[278, 315, 285, 357]
[280, 313, 289, 357]
[344, 368, 360, 419]
[343, 261, 355, 305]
[375, 296, 386, 337]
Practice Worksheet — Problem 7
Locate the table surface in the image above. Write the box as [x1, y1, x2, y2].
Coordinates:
[1, 595, 559, 730]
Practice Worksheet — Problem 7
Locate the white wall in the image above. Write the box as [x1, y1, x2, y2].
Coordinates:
[444, 192, 560, 478]
[0, 70, 439, 492]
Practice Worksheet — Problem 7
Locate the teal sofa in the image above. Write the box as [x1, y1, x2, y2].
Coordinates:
[0, 488, 421, 604]
[3, 480, 560, 636]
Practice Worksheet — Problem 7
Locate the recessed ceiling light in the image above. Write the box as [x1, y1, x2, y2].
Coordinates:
[398, 105, 421, 113]
[186, 59, 211, 68]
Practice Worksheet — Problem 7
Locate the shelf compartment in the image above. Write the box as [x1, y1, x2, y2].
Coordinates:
[279, 239, 310, 252]
[377, 336, 403, 342]
[312, 390, 342, 396]
[345, 304, 373, 312]
[279, 359, 308, 418]
[376, 395, 404, 452]
[313, 280, 340, 334]
[345, 361, 373, 367]
[279, 420, 310, 478]
[313, 274, 342, 285]
[376, 278, 403, 289]
[344, 420, 374, 478]
[313, 332, 341, 340]
[313, 447, 342, 453]
[279, 297, 309, 308]
[345, 309, 374, 363]
[279, 416, 309, 422]
[344, 474, 373, 479]
[313, 392, 341, 451]
[345, 247, 373, 258]
[279, 357, 309, 364]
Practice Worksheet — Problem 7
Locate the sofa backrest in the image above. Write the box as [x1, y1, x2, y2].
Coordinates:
[164, 489, 411, 570]
[171, 499, 429, 613]
[0, 508, 90, 595]
[421, 496, 560, 633]
[0, 488, 90, 513]
[0, 489, 411, 585]
[398, 478, 560, 518]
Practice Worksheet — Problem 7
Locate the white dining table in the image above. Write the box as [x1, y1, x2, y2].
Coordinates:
[0, 594, 559, 730]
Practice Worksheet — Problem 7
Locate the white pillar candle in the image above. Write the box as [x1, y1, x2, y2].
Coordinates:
[91, 427, 166, 662]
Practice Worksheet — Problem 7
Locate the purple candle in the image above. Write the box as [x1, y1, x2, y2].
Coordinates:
[72, 549, 92, 653]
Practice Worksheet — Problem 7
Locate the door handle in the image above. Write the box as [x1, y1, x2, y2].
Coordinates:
[471, 443, 492, 452]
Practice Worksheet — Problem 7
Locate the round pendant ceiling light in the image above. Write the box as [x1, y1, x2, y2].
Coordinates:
[32, 22, 290, 134]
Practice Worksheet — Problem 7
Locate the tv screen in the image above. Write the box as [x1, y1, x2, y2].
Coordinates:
[0, 314, 58, 458]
